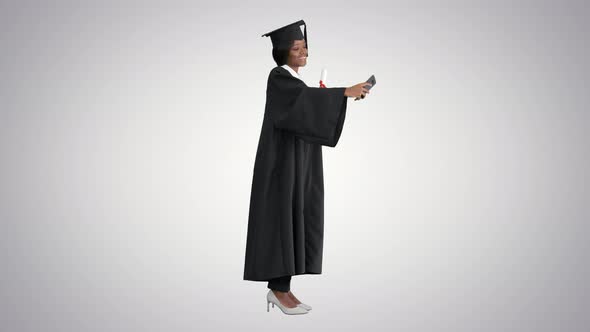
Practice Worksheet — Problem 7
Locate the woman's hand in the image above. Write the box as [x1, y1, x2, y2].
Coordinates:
[344, 82, 372, 99]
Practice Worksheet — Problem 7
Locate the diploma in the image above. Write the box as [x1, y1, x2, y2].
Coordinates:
[319, 68, 327, 88]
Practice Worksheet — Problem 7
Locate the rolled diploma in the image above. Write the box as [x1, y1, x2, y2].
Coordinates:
[319, 68, 327, 87]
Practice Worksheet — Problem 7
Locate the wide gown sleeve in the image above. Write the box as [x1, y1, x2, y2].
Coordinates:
[266, 67, 348, 147]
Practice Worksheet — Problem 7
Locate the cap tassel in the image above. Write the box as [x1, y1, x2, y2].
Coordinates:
[304, 23, 308, 56]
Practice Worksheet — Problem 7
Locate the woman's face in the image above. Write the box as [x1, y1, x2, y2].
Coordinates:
[287, 39, 307, 67]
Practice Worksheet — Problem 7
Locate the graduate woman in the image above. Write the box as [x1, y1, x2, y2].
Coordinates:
[243, 19, 372, 315]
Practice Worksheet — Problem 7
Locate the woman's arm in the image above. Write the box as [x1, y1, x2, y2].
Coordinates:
[267, 69, 348, 147]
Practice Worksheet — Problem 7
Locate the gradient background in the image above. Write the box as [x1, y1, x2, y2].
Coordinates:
[1, 1, 589, 331]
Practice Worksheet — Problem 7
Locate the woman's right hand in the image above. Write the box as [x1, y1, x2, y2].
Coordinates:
[344, 82, 372, 99]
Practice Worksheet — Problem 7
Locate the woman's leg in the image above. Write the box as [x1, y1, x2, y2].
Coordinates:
[267, 275, 291, 292]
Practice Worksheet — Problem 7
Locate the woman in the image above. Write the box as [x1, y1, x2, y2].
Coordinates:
[243, 19, 371, 315]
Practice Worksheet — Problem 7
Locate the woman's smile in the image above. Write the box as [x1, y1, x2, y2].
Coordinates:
[289, 39, 308, 67]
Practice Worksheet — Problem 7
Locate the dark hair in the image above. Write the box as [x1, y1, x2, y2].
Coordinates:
[271, 41, 293, 66]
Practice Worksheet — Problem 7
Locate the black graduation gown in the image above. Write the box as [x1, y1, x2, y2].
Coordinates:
[243, 66, 348, 281]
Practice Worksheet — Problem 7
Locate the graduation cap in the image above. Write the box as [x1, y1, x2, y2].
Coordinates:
[262, 19, 308, 53]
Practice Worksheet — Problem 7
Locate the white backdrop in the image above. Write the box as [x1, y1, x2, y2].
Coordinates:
[1, 1, 589, 331]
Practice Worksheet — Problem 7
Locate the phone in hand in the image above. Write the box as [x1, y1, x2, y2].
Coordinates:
[364, 75, 376, 90]
[356, 74, 376, 100]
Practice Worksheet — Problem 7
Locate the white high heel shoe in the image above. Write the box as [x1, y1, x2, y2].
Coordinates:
[266, 290, 309, 315]
[288, 291, 312, 310]
[297, 302, 312, 311]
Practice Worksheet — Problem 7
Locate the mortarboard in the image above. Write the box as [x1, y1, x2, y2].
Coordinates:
[261, 19, 308, 53]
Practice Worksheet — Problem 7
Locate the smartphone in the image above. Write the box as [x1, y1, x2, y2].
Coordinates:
[364, 75, 376, 90]
[356, 74, 376, 100]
